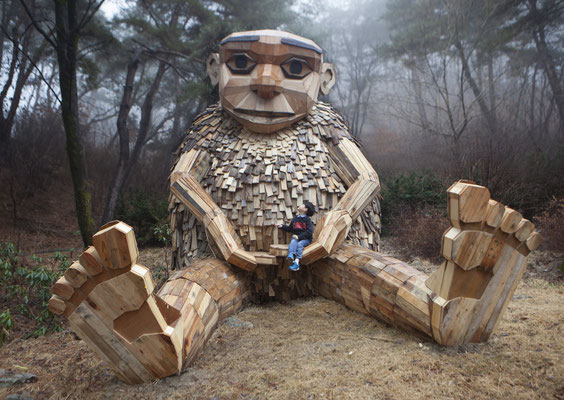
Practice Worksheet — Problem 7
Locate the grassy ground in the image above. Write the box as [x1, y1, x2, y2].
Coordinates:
[0, 247, 562, 400]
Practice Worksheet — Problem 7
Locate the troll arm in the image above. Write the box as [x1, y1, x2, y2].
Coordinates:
[302, 137, 380, 264]
[170, 148, 256, 271]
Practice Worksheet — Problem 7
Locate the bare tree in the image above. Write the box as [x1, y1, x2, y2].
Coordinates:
[526, 0, 564, 138]
[321, 0, 386, 139]
[20, 0, 106, 246]
[0, 0, 48, 165]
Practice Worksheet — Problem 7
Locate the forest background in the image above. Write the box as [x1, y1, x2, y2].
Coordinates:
[0, 0, 563, 392]
[2, 0, 564, 250]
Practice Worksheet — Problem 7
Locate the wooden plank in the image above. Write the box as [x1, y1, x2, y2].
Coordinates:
[251, 251, 278, 265]
[48, 295, 70, 316]
[435, 297, 478, 346]
[485, 200, 505, 228]
[395, 284, 431, 337]
[443, 227, 494, 271]
[499, 208, 522, 234]
[52, 276, 74, 300]
[269, 243, 289, 256]
[525, 231, 543, 252]
[169, 97, 382, 271]
[64, 262, 88, 288]
[92, 221, 139, 270]
[447, 181, 490, 226]
[69, 302, 154, 384]
[79, 246, 104, 275]
[515, 220, 534, 242]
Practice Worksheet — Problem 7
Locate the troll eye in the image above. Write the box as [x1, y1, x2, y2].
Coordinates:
[281, 57, 312, 79]
[226, 53, 256, 74]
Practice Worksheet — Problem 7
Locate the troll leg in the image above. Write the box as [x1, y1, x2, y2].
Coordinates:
[49, 221, 250, 383]
[310, 181, 541, 345]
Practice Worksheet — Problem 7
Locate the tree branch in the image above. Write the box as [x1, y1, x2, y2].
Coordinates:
[18, 0, 56, 48]
[0, 25, 61, 104]
[77, 0, 106, 32]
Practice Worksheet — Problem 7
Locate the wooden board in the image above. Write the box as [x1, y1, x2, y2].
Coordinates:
[169, 101, 382, 272]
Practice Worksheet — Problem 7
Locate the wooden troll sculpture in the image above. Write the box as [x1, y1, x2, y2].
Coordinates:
[48, 30, 542, 384]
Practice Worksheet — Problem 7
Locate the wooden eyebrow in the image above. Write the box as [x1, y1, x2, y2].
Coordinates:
[281, 37, 322, 54]
[220, 35, 260, 45]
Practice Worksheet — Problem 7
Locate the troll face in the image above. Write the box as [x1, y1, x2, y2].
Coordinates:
[207, 30, 336, 133]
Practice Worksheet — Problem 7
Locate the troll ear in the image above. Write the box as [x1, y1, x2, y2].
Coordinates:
[206, 53, 220, 86]
[320, 63, 336, 96]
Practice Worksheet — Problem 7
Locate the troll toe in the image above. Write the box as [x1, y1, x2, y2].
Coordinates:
[426, 181, 542, 345]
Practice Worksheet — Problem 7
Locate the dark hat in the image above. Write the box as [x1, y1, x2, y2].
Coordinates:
[304, 201, 316, 216]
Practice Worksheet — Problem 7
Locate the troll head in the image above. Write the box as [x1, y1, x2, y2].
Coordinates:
[207, 29, 336, 133]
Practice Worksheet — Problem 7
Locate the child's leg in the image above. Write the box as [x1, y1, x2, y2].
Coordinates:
[295, 239, 311, 263]
[287, 237, 298, 259]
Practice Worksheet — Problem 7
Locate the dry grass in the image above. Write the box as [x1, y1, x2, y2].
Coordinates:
[534, 196, 564, 252]
[384, 206, 450, 263]
[1, 247, 563, 400]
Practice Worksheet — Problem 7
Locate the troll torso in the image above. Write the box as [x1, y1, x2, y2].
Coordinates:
[169, 102, 381, 270]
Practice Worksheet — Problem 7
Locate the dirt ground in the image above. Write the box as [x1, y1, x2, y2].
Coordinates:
[0, 246, 562, 400]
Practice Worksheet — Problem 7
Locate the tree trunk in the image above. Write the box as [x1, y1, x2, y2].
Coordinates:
[5, 44, 38, 141]
[171, 73, 181, 142]
[0, 56, 31, 164]
[0, 0, 17, 79]
[0, 34, 19, 165]
[54, 0, 96, 247]
[122, 60, 167, 187]
[101, 51, 142, 223]
[407, 58, 431, 135]
[487, 50, 497, 130]
[454, 40, 497, 135]
[0, 17, 45, 166]
[530, 65, 537, 131]
[528, 0, 564, 139]
[102, 58, 167, 223]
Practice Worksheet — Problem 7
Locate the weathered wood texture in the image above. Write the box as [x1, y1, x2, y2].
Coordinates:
[310, 182, 542, 347]
[425, 181, 542, 345]
[48, 26, 543, 384]
[169, 101, 382, 272]
[158, 258, 251, 367]
[171, 174, 257, 271]
[49, 180, 541, 384]
[49, 222, 183, 383]
[311, 244, 433, 338]
[48, 223, 251, 384]
[252, 260, 314, 302]
[216, 30, 327, 134]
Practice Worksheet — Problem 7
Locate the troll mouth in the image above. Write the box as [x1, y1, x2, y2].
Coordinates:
[234, 108, 295, 118]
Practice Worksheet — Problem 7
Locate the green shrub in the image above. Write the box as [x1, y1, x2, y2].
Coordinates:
[116, 189, 171, 247]
[0, 244, 70, 343]
[380, 171, 446, 235]
[381, 171, 445, 210]
[379, 171, 449, 261]
[0, 309, 13, 345]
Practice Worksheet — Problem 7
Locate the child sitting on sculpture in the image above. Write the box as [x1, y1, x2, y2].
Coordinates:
[277, 201, 316, 271]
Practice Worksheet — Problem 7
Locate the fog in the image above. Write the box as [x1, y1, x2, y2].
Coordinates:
[2, 0, 563, 236]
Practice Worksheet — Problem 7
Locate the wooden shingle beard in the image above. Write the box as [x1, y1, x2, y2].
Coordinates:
[169, 101, 382, 299]
[167, 30, 382, 300]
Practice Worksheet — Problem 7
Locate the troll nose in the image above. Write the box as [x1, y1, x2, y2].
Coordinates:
[250, 68, 283, 99]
